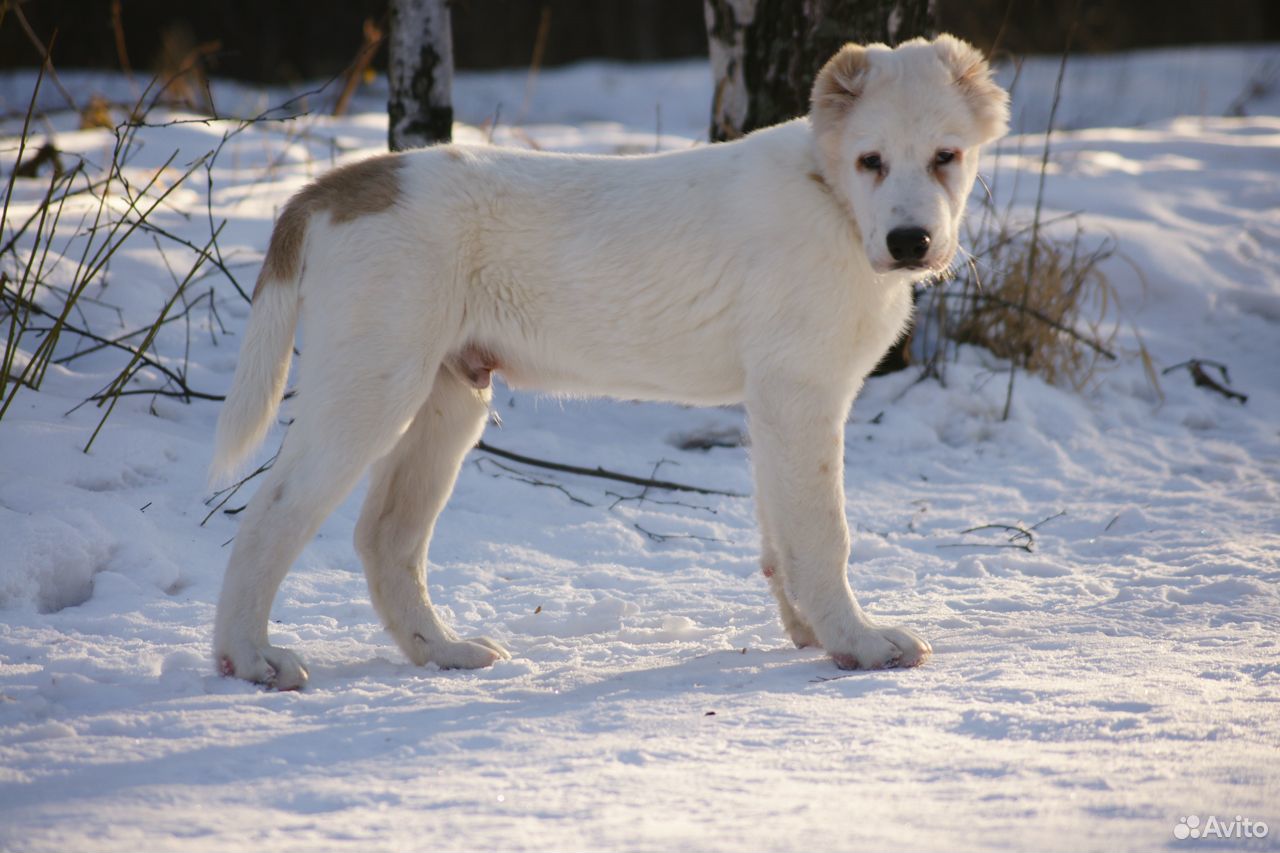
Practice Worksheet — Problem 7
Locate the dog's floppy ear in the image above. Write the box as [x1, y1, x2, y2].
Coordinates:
[809, 44, 871, 181]
[933, 34, 1010, 144]
[810, 43, 871, 145]
[811, 44, 870, 114]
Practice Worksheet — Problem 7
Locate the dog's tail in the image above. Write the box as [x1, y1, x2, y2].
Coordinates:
[209, 211, 305, 487]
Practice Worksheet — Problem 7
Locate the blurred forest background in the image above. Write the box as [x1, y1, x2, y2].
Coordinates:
[3, 0, 1279, 80]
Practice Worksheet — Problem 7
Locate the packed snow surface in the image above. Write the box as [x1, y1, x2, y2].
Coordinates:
[1, 46, 1278, 851]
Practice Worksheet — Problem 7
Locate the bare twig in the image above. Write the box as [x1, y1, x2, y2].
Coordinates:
[517, 5, 553, 123]
[1162, 359, 1247, 404]
[633, 522, 725, 545]
[474, 440, 746, 497]
[1003, 16, 1077, 421]
[1225, 58, 1280, 118]
[474, 456, 595, 507]
[86, 386, 223, 403]
[606, 489, 718, 515]
[942, 509, 1065, 553]
[202, 450, 280, 525]
[52, 288, 225, 366]
[3, 292, 219, 402]
[1029, 509, 1067, 530]
[83, 225, 223, 452]
[960, 522, 1036, 542]
[937, 541, 1034, 553]
[109, 0, 135, 85]
[9, 10, 78, 112]
[333, 18, 385, 117]
[117, 216, 253, 303]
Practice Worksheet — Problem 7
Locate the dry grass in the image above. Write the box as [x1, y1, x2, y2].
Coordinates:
[927, 213, 1121, 390]
[911, 164, 1162, 407]
[0, 34, 338, 441]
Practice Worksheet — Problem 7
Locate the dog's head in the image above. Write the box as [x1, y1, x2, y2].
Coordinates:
[810, 35, 1009, 276]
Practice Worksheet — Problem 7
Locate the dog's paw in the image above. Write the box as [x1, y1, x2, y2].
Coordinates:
[466, 635, 512, 660]
[217, 644, 310, 691]
[828, 624, 931, 670]
[413, 633, 509, 669]
[783, 618, 821, 649]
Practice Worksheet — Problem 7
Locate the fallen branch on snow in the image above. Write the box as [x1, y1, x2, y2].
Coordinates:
[474, 441, 746, 498]
[1162, 359, 1247, 404]
[937, 509, 1066, 554]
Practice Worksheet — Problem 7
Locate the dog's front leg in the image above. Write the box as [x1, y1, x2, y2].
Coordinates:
[746, 381, 931, 670]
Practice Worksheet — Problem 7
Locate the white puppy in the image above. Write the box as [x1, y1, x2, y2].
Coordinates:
[210, 35, 1008, 689]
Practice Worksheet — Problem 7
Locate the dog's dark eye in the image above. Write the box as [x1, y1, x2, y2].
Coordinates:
[934, 149, 957, 166]
[858, 153, 883, 172]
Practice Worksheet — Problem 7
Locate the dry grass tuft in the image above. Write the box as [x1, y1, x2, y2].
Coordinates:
[933, 216, 1120, 391]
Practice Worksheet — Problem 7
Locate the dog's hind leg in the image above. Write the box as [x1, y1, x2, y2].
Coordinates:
[355, 366, 511, 670]
[213, 362, 436, 690]
[758, 505, 819, 649]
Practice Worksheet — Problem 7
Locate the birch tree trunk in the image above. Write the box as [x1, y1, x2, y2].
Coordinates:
[388, 0, 454, 150]
[704, 0, 936, 142]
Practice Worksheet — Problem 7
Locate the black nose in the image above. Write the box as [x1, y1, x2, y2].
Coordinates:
[886, 227, 931, 264]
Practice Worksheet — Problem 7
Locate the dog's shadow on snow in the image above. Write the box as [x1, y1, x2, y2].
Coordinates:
[314, 642, 919, 716]
[2, 648, 921, 810]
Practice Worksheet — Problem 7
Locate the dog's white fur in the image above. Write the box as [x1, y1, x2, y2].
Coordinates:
[211, 36, 1008, 689]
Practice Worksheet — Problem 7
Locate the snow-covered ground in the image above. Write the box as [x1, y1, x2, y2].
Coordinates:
[2, 45, 1279, 851]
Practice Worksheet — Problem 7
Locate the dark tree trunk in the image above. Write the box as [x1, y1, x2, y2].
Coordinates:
[388, 0, 454, 150]
[704, 0, 936, 373]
